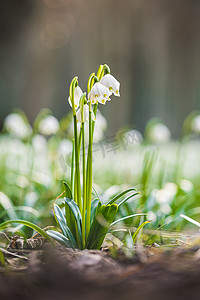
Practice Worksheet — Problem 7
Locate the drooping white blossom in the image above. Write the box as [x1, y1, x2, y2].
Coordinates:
[88, 82, 112, 105]
[68, 86, 83, 108]
[100, 74, 120, 97]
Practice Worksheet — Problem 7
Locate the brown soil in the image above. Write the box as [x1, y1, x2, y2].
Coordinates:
[1, 241, 200, 300]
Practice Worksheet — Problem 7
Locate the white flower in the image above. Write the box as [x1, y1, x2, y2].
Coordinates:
[100, 74, 120, 97]
[192, 115, 200, 134]
[57, 139, 72, 156]
[179, 179, 193, 193]
[32, 134, 47, 152]
[38, 115, 59, 135]
[68, 86, 83, 108]
[4, 113, 32, 139]
[149, 123, 171, 143]
[93, 110, 107, 142]
[76, 104, 96, 123]
[88, 82, 112, 105]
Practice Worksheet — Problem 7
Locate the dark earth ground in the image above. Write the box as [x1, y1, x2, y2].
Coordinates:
[1, 240, 200, 300]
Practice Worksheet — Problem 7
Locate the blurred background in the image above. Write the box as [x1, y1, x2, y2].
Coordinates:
[1, 0, 200, 136]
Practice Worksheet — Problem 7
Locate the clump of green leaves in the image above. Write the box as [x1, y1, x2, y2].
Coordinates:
[47, 182, 139, 249]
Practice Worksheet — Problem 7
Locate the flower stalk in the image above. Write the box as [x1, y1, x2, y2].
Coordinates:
[67, 64, 121, 246]
[70, 77, 82, 212]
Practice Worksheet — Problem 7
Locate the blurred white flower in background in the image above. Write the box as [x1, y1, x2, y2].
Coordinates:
[154, 183, 177, 205]
[57, 139, 72, 156]
[147, 210, 156, 221]
[152, 182, 178, 215]
[164, 182, 178, 196]
[93, 110, 107, 142]
[38, 115, 59, 135]
[179, 179, 193, 193]
[123, 129, 143, 145]
[2, 138, 28, 173]
[192, 115, 200, 134]
[148, 123, 171, 144]
[145, 119, 171, 144]
[4, 113, 32, 139]
[32, 135, 47, 152]
[25, 191, 38, 207]
[16, 176, 29, 188]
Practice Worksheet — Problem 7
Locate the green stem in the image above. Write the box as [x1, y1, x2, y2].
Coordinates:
[71, 139, 75, 196]
[92, 103, 98, 135]
[86, 103, 93, 238]
[73, 115, 82, 213]
[82, 122, 86, 247]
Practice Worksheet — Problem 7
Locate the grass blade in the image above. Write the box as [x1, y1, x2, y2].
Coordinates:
[180, 214, 200, 228]
[110, 213, 147, 226]
[107, 188, 136, 205]
[0, 192, 18, 220]
[63, 181, 73, 199]
[0, 220, 51, 242]
[118, 192, 140, 207]
[132, 220, 150, 243]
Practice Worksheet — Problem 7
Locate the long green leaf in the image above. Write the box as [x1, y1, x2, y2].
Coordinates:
[110, 213, 147, 226]
[107, 188, 136, 205]
[118, 192, 140, 207]
[54, 204, 77, 248]
[0, 249, 5, 266]
[46, 230, 71, 247]
[180, 214, 200, 228]
[0, 220, 51, 242]
[0, 192, 18, 220]
[63, 181, 73, 199]
[14, 206, 39, 218]
[92, 186, 100, 199]
[62, 182, 77, 239]
[90, 199, 101, 225]
[64, 198, 82, 248]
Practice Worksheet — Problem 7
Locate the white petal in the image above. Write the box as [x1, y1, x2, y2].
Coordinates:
[97, 95, 108, 105]
[91, 110, 96, 121]
[83, 105, 89, 122]
[76, 104, 94, 123]
[68, 96, 72, 107]
[113, 90, 120, 97]
[68, 86, 83, 108]
[88, 93, 97, 105]
[76, 108, 82, 123]
[88, 82, 111, 105]
[74, 86, 83, 106]
[100, 74, 120, 97]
